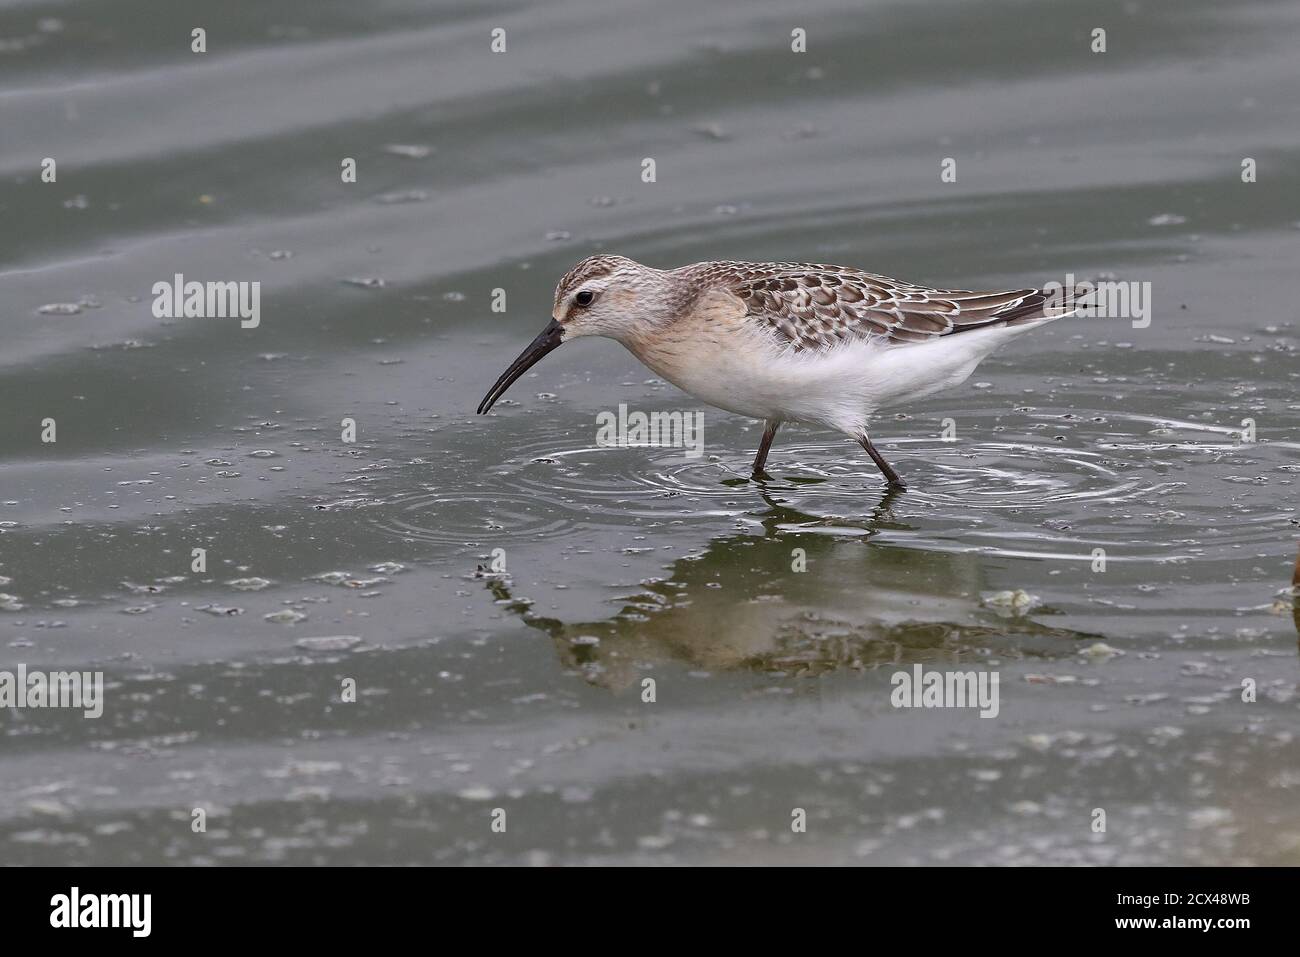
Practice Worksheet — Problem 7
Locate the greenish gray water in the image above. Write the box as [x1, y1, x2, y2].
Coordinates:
[1, 0, 1297, 865]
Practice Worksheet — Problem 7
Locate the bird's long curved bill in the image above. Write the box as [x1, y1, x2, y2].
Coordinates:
[476, 319, 565, 414]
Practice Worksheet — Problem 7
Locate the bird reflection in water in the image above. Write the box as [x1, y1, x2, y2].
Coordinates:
[480, 489, 1099, 690]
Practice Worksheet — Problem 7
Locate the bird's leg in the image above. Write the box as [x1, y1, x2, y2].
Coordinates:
[751, 420, 781, 479]
[858, 435, 906, 490]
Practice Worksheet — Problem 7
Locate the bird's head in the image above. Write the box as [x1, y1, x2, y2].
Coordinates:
[477, 255, 674, 413]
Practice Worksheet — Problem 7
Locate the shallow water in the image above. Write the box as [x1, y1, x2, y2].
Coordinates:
[1, 0, 1297, 865]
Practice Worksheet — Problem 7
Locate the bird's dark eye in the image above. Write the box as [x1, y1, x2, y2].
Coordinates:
[575, 290, 595, 307]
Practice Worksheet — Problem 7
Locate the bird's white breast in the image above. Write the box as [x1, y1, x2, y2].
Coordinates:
[628, 315, 1048, 433]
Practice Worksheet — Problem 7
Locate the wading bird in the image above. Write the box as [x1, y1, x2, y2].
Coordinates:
[478, 255, 1084, 489]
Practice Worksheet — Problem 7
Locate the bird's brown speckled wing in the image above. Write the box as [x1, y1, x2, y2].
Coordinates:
[694, 262, 1054, 351]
